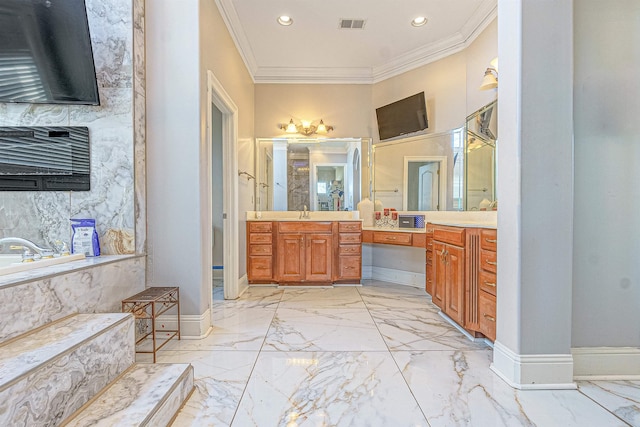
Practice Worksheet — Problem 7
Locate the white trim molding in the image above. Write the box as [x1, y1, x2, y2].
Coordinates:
[207, 70, 240, 303]
[371, 266, 424, 288]
[157, 309, 212, 339]
[572, 347, 640, 380]
[491, 341, 576, 390]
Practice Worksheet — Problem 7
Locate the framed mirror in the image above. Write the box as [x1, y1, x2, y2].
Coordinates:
[465, 100, 497, 210]
[255, 137, 371, 211]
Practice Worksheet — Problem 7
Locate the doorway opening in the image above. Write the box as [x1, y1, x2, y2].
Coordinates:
[403, 156, 448, 211]
[206, 70, 240, 321]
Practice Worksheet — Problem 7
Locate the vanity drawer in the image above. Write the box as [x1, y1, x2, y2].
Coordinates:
[479, 269, 497, 296]
[248, 256, 272, 280]
[339, 222, 362, 232]
[338, 256, 361, 279]
[478, 291, 496, 341]
[372, 231, 412, 246]
[339, 244, 361, 255]
[249, 244, 272, 256]
[278, 221, 332, 233]
[249, 221, 272, 233]
[480, 229, 497, 251]
[433, 225, 465, 247]
[480, 249, 497, 273]
[339, 233, 362, 244]
[250, 233, 272, 244]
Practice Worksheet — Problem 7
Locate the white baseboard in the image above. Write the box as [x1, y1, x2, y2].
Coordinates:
[370, 266, 424, 288]
[362, 265, 373, 280]
[237, 274, 249, 298]
[491, 340, 576, 389]
[157, 308, 211, 339]
[572, 347, 640, 380]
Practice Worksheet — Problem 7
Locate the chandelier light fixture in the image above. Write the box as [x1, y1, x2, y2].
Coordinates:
[278, 119, 334, 136]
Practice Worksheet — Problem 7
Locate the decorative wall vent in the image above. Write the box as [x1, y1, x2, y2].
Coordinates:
[339, 19, 366, 29]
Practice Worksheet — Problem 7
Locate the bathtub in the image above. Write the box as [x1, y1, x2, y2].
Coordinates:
[0, 253, 86, 276]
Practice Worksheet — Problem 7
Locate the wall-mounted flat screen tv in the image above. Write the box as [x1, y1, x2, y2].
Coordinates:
[375, 92, 428, 140]
[0, 0, 100, 105]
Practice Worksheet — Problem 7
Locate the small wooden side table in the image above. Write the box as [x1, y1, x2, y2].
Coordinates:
[122, 286, 180, 362]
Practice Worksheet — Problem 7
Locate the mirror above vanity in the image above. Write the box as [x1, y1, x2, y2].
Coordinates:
[255, 137, 371, 212]
[254, 101, 497, 214]
[371, 100, 497, 212]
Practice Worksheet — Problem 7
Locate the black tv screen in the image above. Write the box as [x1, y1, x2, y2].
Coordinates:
[0, 0, 100, 105]
[375, 92, 428, 140]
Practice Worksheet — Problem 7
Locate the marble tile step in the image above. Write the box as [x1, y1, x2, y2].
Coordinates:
[0, 313, 135, 427]
[62, 363, 194, 427]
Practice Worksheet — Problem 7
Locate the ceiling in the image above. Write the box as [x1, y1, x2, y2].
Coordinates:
[215, 0, 497, 84]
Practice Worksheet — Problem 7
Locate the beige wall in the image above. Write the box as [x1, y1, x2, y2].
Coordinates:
[254, 84, 373, 138]
[372, 52, 467, 138]
[255, 19, 498, 144]
[200, 1, 254, 140]
[465, 19, 498, 115]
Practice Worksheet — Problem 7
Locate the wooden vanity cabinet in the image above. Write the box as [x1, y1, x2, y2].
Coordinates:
[477, 228, 497, 341]
[335, 222, 362, 283]
[432, 225, 466, 326]
[277, 222, 333, 284]
[247, 221, 275, 283]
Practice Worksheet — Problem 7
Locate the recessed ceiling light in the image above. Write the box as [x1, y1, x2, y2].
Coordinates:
[411, 16, 428, 27]
[277, 15, 293, 26]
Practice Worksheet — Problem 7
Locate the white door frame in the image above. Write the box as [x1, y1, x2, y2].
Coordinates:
[403, 156, 448, 211]
[207, 70, 240, 308]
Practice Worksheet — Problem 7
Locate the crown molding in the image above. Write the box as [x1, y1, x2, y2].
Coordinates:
[214, 0, 259, 80]
[215, 0, 497, 85]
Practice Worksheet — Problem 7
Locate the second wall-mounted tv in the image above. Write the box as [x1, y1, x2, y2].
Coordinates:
[375, 92, 428, 141]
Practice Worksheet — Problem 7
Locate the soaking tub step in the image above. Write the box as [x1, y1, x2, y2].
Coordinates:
[0, 313, 135, 426]
[62, 363, 194, 427]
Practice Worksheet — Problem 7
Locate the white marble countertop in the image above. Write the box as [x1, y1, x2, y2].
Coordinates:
[363, 227, 426, 233]
[246, 211, 361, 222]
[428, 220, 497, 229]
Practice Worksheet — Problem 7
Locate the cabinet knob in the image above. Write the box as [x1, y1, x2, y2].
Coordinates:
[486, 260, 497, 266]
[483, 281, 496, 288]
[483, 314, 496, 322]
[485, 238, 497, 243]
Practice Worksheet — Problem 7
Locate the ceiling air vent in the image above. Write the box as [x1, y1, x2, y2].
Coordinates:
[339, 19, 366, 30]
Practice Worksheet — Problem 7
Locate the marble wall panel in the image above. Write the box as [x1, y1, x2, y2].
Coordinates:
[133, 0, 147, 254]
[0, 0, 142, 256]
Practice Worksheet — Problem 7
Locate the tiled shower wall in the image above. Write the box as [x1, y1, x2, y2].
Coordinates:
[0, 0, 145, 255]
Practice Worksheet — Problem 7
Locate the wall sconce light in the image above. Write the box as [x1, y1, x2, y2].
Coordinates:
[480, 68, 498, 90]
[278, 119, 334, 136]
[479, 57, 499, 91]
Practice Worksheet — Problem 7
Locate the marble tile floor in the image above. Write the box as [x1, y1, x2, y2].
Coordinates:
[147, 280, 638, 426]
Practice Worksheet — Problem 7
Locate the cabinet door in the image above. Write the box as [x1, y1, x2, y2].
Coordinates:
[278, 233, 305, 282]
[445, 244, 465, 325]
[306, 233, 332, 282]
[432, 242, 446, 309]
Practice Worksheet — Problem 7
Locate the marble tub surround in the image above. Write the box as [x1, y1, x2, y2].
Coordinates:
[157, 281, 636, 426]
[0, 313, 135, 426]
[0, 255, 144, 342]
